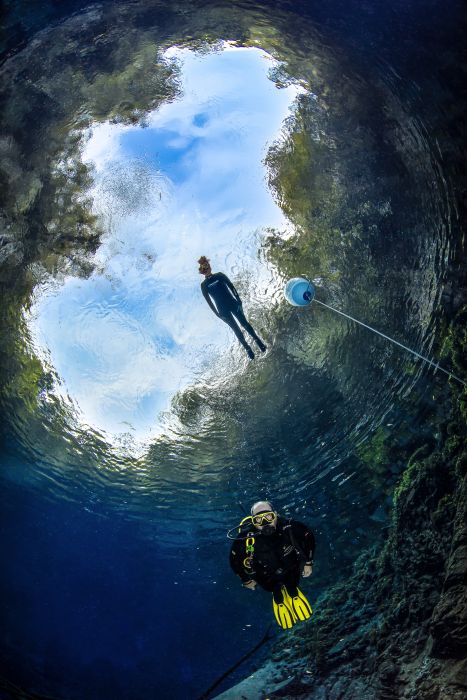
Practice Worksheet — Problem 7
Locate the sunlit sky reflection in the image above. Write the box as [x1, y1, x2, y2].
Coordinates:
[28, 45, 303, 446]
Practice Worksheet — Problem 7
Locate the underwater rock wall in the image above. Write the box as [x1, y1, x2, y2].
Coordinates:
[290, 438, 466, 699]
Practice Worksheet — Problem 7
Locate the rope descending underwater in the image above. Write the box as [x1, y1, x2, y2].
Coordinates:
[0, 674, 68, 700]
[313, 298, 467, 388]
[196, 625, 273, 700]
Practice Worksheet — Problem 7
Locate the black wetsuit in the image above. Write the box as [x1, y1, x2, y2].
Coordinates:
[230, 517, 315, 594]
[200, 272, 263, 352]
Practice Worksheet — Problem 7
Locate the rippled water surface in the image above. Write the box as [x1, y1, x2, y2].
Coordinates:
[0, 0, 463, 697]
[28, 45, 300, 445]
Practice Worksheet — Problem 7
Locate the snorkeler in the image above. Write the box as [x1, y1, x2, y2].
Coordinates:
[229, 501, 315, 629]
[198, 256, 267, 360]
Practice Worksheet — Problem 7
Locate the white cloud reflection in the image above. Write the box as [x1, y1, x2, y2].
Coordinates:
[28, 45, 303, 447]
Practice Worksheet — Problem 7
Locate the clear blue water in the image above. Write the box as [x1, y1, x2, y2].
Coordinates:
[0, 1, 463, 698]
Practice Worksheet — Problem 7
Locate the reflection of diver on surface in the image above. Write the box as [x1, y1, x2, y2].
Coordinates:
[229, 501, 315, 629]
[198, 256, 266, 360]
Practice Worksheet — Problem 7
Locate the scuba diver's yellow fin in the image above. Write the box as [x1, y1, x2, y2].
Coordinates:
[272, 591, 297, 629]
[282, 585, 313, 621]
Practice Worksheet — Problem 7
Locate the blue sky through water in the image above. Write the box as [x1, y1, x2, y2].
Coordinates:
[28, 45, 302, 446]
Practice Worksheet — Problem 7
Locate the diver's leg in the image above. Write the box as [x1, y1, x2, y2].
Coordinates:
[282, 570, 301, 596]
[282, 572, 312, 621]
[219, 311, 255, 359]
[233, 305, 267, 352]
[272, 583, 285, 603]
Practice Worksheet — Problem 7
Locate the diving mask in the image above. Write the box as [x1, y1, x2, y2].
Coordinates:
[252, 511, 277, 526]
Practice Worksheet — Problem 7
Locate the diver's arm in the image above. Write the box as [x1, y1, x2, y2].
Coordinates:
[293, 521, 315, 577]
[242, 579, 257, 589]
[291, 521, 316, 563]
[201, 284, 220, 317]
[230, 542, 254, 584]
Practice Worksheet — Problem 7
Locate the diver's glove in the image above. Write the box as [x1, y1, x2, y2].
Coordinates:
[243, 579, 257, 590]
[302, 561, 313, 578]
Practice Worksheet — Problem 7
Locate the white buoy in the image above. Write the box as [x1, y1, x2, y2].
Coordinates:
[284, 277, 315, 306]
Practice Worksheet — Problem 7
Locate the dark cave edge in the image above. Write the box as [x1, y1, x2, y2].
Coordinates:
[268, 306, 467, 700]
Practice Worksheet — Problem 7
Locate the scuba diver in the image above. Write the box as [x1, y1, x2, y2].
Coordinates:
[229, 501, 315, 629]
[198, 256, 267, 360]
